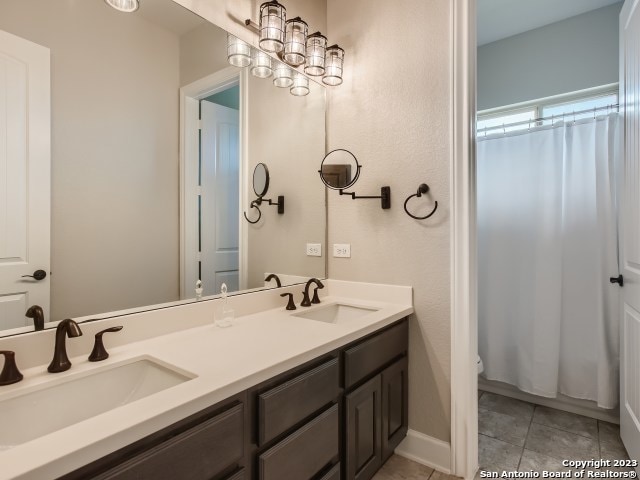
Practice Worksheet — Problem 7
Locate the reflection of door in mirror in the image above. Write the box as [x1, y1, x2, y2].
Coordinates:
[321, 165, 352, 189]
[200, 97, 239, 295]
[0, 29, 50, 330]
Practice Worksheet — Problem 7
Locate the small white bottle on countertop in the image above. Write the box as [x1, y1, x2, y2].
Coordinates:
[215, 283, 234, 328]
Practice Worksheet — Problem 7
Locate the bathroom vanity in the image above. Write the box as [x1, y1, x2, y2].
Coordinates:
[0, 280, 412, 480]
[62, 320, 408, 480]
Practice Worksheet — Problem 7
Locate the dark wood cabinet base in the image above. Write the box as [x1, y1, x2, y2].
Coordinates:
[61, 318, 409, 480]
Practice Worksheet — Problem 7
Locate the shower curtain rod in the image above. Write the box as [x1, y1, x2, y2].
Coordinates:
[478, 103, 620, 134]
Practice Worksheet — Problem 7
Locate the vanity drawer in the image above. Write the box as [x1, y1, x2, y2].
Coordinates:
[95, 403, 244, 480]
[319, 463, 342, 480]
[258, 357, 340, 445]
[343, 320, 408, 389]
[226, 468, 246, 480]
[258, 404, 339, 480]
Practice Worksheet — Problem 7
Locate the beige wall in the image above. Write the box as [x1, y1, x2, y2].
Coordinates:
[326, 0, 453, 442]
[0, 0, 181, 320]
[180, 22, 228, 86]
[246, 77, 326, 288]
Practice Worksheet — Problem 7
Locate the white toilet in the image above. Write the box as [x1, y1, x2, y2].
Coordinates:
[477, 355, 484, 374]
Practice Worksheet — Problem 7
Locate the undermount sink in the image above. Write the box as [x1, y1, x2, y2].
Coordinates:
[293, 303, 379, 324]
[0, 357, 194, 450]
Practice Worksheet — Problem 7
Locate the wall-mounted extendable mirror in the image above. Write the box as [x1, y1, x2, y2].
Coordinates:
[244, 163, 284, 224]
[319, 149, 391, 209]
[253, 163, 270, 197]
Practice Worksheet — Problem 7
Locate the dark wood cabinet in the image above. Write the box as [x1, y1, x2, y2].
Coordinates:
[345, 376, 382, 480]
[381, 357, 409, 461]
[62, 319, 409, 480]
[344, 322, 409, 480]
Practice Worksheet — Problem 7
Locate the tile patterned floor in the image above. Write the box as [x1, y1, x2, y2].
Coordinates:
[477, 391, 633, 476]
[372, 455, 459, 480]
[370, 392, 633, 479]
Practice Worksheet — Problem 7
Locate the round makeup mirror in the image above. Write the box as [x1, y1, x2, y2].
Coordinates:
[253, 163, 270, 197]
[319, 149, 360, 190]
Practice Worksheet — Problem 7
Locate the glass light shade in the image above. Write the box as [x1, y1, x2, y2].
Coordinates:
[323, 45, 344, 86]
[104, 0, 139, 12]
[227, 34, 252, 68]
[273, 63, 294, 88]
[283, 17, 308, 66]
[290, 74, 310, 96]
[251, 50, 273, 78]
[259, 1, 286, 53]
[304, 32, 327, 76]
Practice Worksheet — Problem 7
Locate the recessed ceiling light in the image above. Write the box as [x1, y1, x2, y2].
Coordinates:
[104, 0, 139, 13]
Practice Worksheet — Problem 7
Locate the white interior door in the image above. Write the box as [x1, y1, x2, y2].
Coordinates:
[200, 100, 239, 295]
[620, 0, 640, 465]
[0, 30, 50, 330]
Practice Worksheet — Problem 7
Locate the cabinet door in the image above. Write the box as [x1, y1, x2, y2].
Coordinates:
[381, 356, 408, 461]
[345, 376, 382, 480]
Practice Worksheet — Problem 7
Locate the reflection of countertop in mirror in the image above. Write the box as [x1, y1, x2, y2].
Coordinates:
[0, 279, 412, 480]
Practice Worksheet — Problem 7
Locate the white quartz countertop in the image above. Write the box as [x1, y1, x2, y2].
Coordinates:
[0, 280, 413, 480]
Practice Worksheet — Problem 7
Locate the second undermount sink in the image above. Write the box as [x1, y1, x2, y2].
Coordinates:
[0, 357, 194, 451]
[293, 303, 380, 324]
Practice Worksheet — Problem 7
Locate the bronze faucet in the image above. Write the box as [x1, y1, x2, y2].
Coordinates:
[301, 278, 324, 307]
[25, 305, 45, 331]
[48, 319, 83, 373]
[265, 273, 282, 287]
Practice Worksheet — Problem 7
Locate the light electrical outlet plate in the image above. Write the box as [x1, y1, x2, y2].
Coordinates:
[306, 243, 322, 257]
[333, 244, 351, 258]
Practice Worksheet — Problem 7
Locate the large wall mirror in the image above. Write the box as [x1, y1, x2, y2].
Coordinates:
[0, 0, 326, 336]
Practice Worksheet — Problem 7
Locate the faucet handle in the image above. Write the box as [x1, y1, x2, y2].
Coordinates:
[280, 293, 296, 310]
[0, 351, 23, 385]
[89, 326, 123, 362]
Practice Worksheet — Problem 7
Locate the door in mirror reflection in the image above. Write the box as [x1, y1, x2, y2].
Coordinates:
[200, 97, 239, 295]
[0, 29, 50, 330]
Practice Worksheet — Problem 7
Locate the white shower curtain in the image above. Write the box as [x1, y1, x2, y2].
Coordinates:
[477, 114, 621, 409]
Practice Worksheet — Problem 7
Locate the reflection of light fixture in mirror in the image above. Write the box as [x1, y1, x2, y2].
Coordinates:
[305, 32, 327, 76]
[323, 45, 344, 86]
[290, 74, 310, 96]
[227, 34, 252, 68]
[283, 17, 308, 66]
[104, 0, 139, 12]
[273, 63, 294, 88]
[259, 1, 286, 53]
[251, 51, 273, 78]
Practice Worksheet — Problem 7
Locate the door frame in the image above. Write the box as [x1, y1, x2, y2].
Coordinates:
[179, 67, 249, 299]
[450, 0, 478, 479]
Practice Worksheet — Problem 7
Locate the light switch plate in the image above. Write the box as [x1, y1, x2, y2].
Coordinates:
[306, 243, 322, 257]
[333, 244, 351, 258]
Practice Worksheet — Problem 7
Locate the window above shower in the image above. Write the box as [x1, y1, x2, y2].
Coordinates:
[477, 84, 619, 135]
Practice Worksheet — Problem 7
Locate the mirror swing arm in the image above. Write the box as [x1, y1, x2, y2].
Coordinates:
[319, 149, 391, 210]
[243, 196, 285, 224]
[338, 184, 391, 210]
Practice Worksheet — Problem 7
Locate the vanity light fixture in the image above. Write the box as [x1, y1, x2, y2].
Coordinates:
[259, 1, 286, 53]
[323, 45, 344, 86]
[227, 34, 252, 68]
[305, 32, 327, 76]
[290, 73, 310, 96]
[273, 63, 294, 88]
[283, 17, 308, 66]
[251, 50, 273, 78]
[104, 0, 139, 12]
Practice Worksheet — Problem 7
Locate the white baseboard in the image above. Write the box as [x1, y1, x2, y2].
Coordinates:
[395, 429, 452, 474]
